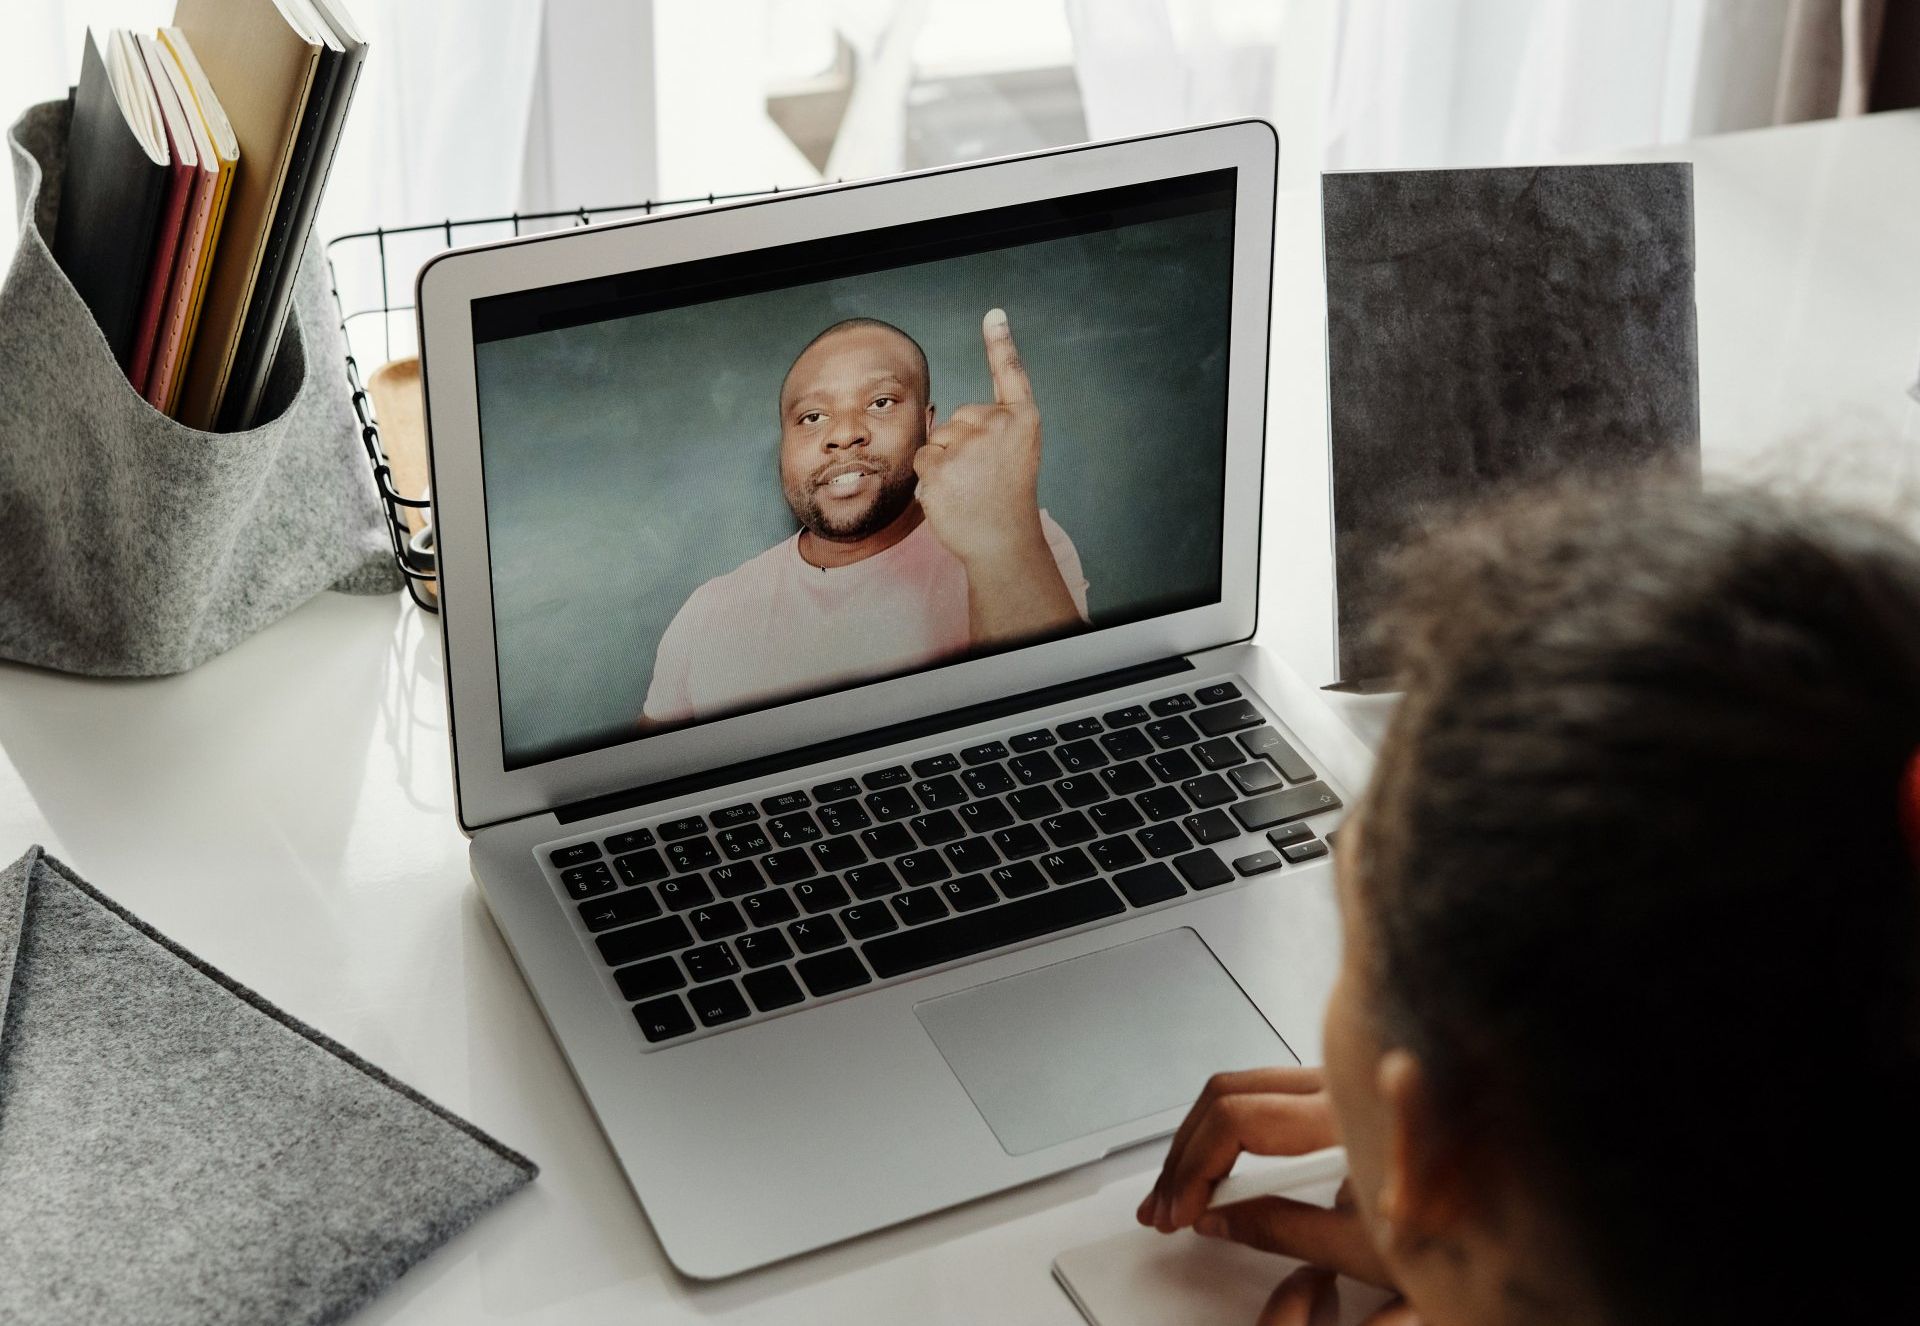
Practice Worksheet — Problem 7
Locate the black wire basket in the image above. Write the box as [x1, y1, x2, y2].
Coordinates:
[323, 187, 805, 613]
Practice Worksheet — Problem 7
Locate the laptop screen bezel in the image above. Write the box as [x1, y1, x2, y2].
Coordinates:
[419, 120, 1278, 832]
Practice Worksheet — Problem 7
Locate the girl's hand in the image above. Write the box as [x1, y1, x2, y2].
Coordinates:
[1257, 1267, 1421, 1326]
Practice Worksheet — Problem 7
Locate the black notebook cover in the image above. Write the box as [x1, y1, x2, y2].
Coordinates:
[51, 30, 170, 373]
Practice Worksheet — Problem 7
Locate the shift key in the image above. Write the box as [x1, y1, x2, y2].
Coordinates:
[1230, 781, 1342, 831]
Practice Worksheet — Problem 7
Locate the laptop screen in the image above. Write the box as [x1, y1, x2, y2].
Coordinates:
[472, 169, 1239, 771]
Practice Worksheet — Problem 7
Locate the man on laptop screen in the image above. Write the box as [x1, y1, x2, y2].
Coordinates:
[642, 308, 1090, 725]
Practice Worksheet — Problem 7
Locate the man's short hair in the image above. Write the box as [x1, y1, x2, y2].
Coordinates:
[782, 317, 931, 406]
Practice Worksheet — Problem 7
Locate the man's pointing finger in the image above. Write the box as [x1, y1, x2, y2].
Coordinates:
[982, 307, 1034, 406]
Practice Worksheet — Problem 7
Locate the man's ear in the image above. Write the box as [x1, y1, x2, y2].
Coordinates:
[1374, 1049, 1476, 1256]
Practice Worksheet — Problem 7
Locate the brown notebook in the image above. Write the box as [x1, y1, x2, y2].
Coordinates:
[169, 0, 322, 431]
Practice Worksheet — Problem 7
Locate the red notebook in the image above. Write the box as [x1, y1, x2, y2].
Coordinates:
[125, 33, 194, 400]
[138, 32, 224, 412]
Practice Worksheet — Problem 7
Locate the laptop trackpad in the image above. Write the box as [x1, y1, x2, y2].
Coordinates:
[914, 928, 1294, 1157]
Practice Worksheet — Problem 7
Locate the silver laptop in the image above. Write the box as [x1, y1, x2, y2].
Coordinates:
[417, 120, 1352, 1278]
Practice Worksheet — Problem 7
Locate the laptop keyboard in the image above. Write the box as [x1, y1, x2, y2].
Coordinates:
[538, 678, 1341, 1049]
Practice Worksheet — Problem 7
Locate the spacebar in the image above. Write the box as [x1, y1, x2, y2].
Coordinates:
[862, 880, 1127, 979]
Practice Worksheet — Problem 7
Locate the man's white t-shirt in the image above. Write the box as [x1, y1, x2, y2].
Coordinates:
[643, 511, 1090, 724]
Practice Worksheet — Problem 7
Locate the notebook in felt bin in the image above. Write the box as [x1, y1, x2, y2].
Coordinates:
[1, 98, 399, 678]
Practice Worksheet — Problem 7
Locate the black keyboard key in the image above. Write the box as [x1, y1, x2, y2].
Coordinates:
[1102, 705, 1149, 727]
[864, 880, 1126, 979]
[1055, 740, 1109, 773]
[760, 790, 809, 815]
[690, 902, 747, 941]
[550, 842, 601, 868]
[944, 836, 1000, 874]
[865, 787, 919, 821]
[1100, 728, 1154, 761]
[1282, 839, 1332, 864]
[1090, 834, 1145, 873]
[812, 778, 862, 804]
[598, 914, 693, 967]
[990, 860, 1048, 898]
[1266, 823, 1316, 848]
[683, 941, 740, 981]
[768, 811, 823, 847]
[1139, 787, 1191, 821]
[633, 995, 694, 1042]
[579, 887, 662, 932]
[717, 826, 772, 860]
[862, 765, 912, 789]
[1007, 787, 1063, 820]
[1039, 847, 1097, 884]
[861, 823, 915, 857]
[1195, 699, 1263, 738]
[605, 828, 655, 853]
[894, 887, 950, 925]
[1089, 800, 1146, 835]
[689, 979, 750, 1027]
[614, 849, 669, 886]
[993, 824, 1049, 858]
[1234, 850, 1284, 876]
[1231, 761, 1283, 795]
[708, 861, 765, 898]
[1138, 823, 1195, 859]
[1100, 761, 1155, 797]
[1195, 681, 1242, 705]
[912, 752, 961, 777]
[1193, 736, 1248, 771]
[794, 876, 851, 913]
[962, 764, 1016, 798]
[1148, 750, 1202, 783]
[658, 875, 715, 911]
[659, 816, 706, 841]
[1114, 862, 1185, 907]
[845, 862, 902, 899]
[818, 799, 873, 836]
[1182, 774, 1237, 809]
[763, 848, 814, 886]
[962, 740, 1010, 766]
[913, 775, 968, 809]
[737, 928, 794, 967]
[1056, 717, 1103, 740]
[1240, 727, 1317, 783]
[712, 802, 761, 828]
[910, 809, 965, 846]
[1232, 781, 1343, 831]
[616, 956, 685, 1002]
[1174, 849, 1234, 890]
[741, 889, 799, 926]
[1009, 751, 1063, 785]
[789, 915, 847, 953]
[1010, 728, 1057, 752]
[1053, 775, 1106, 808]
[1146, 716, 1200, 748]
[841, 902, 899, 938]
[958, 797, 1015, 833]
[1150, 693, 1197, 715]
[941, 873, 999, 912]
[812, 836, 866, 873]
[796, 949, 871, 997]
[743, 966, 805, 1012]
[896, 850, 952, 887]
[667, 837, 720, 873]
[1184, 808, 1239, 844]
[561, 862, 615, 900]
[1040, 811, 1097, 847]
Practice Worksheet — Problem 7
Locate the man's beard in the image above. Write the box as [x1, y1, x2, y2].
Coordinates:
[786, 453, 920, 542]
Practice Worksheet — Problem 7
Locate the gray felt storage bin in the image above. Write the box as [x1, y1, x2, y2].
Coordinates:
[1, 100, 400, 677]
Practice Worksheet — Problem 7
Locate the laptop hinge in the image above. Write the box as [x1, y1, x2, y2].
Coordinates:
[553, 654, 1196, 826]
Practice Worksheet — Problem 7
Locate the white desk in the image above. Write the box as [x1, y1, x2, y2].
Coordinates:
[2, 111, 1915, 1324]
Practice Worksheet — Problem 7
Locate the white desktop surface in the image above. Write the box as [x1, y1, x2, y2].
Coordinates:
[1, 111, 1915, 1324]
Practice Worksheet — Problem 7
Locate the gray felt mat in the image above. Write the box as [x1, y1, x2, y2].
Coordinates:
[0, 847, 536, 1325]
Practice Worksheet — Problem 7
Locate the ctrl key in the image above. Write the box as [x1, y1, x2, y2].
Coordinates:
[633, 994, 695, 1043]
